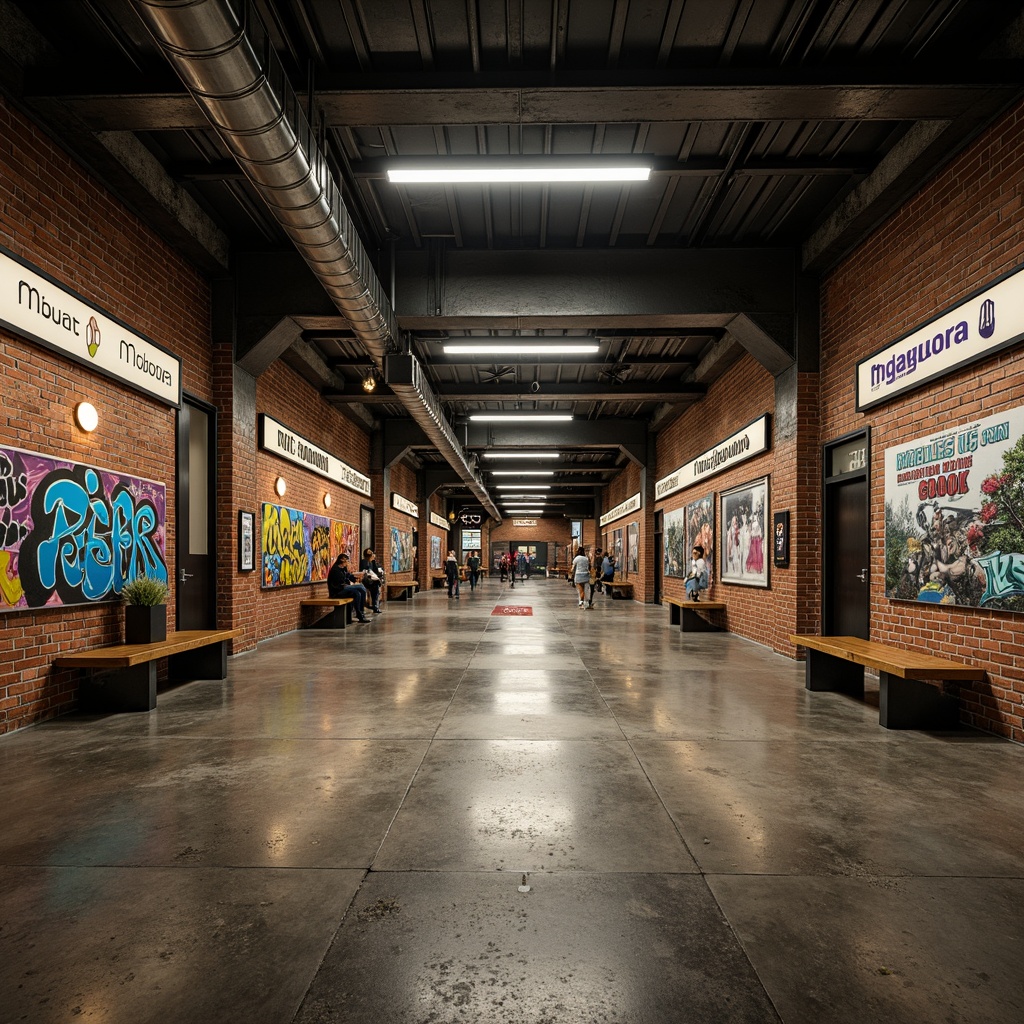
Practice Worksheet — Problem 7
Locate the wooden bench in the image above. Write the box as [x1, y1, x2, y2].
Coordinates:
[55, 628, 243, 713]
[665, 596, 727, 631]
[387, 581, 418, 601]
[300, 597, 354, 629]
[603, 580, 635, 600]
[789, 634, 985, 730]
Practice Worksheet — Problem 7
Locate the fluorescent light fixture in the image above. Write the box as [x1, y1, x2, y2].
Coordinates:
[496, 485, 551, 490]
[483, 452, 560, 459]
[490, 470, 555, 476]
[443, 342, 599, 355]
[388, 163, 651, 184]
[470, 413, 573, 422]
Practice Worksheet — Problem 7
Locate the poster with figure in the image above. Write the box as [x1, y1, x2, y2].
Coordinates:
[0, 444, 167, 611]
[884, 406, 1024, 612]
[331, 520, 358, 564]
[261, 503, 331, 587]
[663, 505, 687, 577]
[685, 493, 715, 589]
[391, 526, 413, 573]
[627, 521, 639, 575]
[430, 535, 441, 569]
[719, 477, 769, 587]
[611, 528, 623, 576]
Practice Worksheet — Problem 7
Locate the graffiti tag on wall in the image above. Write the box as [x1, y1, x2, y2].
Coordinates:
[261, 502, 333, 588]
[0, 444, 167, 611]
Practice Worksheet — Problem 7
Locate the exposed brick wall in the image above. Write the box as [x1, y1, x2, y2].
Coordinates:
[385, 461, 419, 585]
[253, 361, 372, 639]
[488, 516, 572, 571]
[0, 95, 213, 733]
[820, 98, 1024, 742]
[600, 462, 646, 600]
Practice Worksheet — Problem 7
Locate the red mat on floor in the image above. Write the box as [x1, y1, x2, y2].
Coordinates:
[492, 605, 533, 616]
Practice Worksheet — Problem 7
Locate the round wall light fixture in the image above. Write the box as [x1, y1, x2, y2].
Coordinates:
[323, 492, 332, 509]
[274, 476, 287, 497]
[74, 401, 99, 433]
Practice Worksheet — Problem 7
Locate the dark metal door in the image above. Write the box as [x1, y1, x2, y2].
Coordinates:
[176, 397, 216, 629]
[825, 478, 869, 637]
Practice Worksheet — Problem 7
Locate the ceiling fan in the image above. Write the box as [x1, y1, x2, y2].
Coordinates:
[480, 366, 517, 383]
[598, 364, 631, 385]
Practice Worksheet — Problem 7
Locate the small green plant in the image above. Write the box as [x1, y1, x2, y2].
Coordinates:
[121, 574, 170, 606]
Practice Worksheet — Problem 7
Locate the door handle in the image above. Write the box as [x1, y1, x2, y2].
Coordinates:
[179, 569, 194, 583]
[856, 569, 867, 583]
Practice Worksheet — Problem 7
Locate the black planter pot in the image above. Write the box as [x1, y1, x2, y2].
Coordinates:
[124, 604, 167, 645]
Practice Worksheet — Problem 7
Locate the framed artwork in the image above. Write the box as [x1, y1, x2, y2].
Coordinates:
[238, 510, 255, 572]
[663, 505, 687, 578]
[430, 534, 442, 569]
[611, 528, 623, 574]
[773, 511, 790, 568]
[627, 521, 639, 575]
[390, 526, 413, 573]
[720, 477, 769, 587]
[684, 493, 715, 588]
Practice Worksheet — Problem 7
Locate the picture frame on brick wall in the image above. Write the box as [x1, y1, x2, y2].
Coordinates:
[239, 510, 255, 572]
[773, 510, 789, 568]
[720, 477, 769, 587]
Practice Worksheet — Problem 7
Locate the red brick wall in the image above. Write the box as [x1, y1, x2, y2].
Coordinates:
[488, 516, 572, 569]
[386, 462, 419, 584]
[0, 96, 213, 733]
[820, 98, 1024, 741]
[600, 462, 646, 600]
[253, 361, 372, 639]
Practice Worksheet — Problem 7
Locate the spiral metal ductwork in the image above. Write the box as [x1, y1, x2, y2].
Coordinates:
[129, 0, 498, 518]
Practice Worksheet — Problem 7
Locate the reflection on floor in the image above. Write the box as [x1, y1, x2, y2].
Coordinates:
[2, 578, 1023, 1023]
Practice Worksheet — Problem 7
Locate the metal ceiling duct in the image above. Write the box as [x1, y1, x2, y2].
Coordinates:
[129, 0, 498, 517]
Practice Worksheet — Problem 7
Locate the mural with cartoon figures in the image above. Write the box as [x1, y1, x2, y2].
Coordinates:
[391, 526, 413, 573]
[0, 444, 167, 610]
[885, 406, 1024, 612]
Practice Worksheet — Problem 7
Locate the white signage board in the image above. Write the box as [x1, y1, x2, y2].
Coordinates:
[857, 263, 1024, 410]
[656, 415, 771, 500]
[392, 492, 418, 517]
[258, 414, 371, 496]
[600, 492, 641, 527]
[512, 518, 538, 528]
[429, 511, 449, 530]
[0, 244, 181, 406]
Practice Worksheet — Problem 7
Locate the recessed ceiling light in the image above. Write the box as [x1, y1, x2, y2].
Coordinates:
[470, 413, 573, 422]
[444, 343, 599, 355]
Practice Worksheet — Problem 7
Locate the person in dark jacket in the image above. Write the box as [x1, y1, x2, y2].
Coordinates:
[466, 550, 482, 591]
[327, 553, 369, 622]
[444, 550, 461, 599]
[359, 546, 384, 613]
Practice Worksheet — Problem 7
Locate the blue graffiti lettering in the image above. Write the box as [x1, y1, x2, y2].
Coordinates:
[975, 550, 1024, 605]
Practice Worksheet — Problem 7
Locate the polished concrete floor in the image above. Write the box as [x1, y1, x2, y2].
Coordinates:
[2, 577, 1023, 1024]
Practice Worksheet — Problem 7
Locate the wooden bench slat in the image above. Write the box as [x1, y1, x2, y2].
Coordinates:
[665, 597, 726, 611]
[789, 634, 983, 681]
[54, 628, 243, 670]
[300, 598, 353, 608]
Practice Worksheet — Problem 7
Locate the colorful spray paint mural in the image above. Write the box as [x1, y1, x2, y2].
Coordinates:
[885, 405, 1024, 612]
[261, 503, 331, 588]
[0, 444, 167, 611]
[390, 526, 413, 573]
[331, 519, 358, 564]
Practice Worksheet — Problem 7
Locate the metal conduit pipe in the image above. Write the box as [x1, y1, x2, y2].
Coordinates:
[129, 0, 498, 516]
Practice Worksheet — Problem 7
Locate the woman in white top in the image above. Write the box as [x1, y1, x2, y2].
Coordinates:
[571, 546, 592, 609]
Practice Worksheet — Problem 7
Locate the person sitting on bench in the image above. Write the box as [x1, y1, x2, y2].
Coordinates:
[328, 553, 370, 622]
[685, 545, 709, 601]
[359, 546, 385, 613]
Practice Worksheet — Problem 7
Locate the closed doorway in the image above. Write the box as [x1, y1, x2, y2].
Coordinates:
[823, 431, 870, 638]
[176, 395, 217, 629]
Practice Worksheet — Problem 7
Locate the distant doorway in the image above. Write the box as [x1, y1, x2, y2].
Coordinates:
[176, 396, 217, 629]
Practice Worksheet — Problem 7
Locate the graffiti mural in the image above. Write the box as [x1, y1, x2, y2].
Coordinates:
[331, 519, 358, 564]
[390, 526, 413, 573]
[0, 444, 166, 611]
[261, 503, 332, 588]
[884, 405, 1024, 612]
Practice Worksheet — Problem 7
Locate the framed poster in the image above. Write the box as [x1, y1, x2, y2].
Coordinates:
[430, 534, 442, 569]
[663, 505, 687, 578]
[238, 510, 255, 571]
[773, 511, 790, 568]
[685, 492, 715, 588]
[720, 477, 769, 587]
[884, 405, 1024, 612]
[626, 521, 639, 575]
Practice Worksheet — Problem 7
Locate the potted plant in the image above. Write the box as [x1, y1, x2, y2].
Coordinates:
[121, 574, 170, 644]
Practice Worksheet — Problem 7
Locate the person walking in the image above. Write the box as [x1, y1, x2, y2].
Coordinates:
[466, 549, 481, 591]
[572, 546, 592, 609]
[444, 550, 461, 599]
[592, 547, 604, 594]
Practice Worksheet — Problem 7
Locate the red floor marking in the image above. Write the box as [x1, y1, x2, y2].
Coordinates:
[492, 605, 533, 616]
